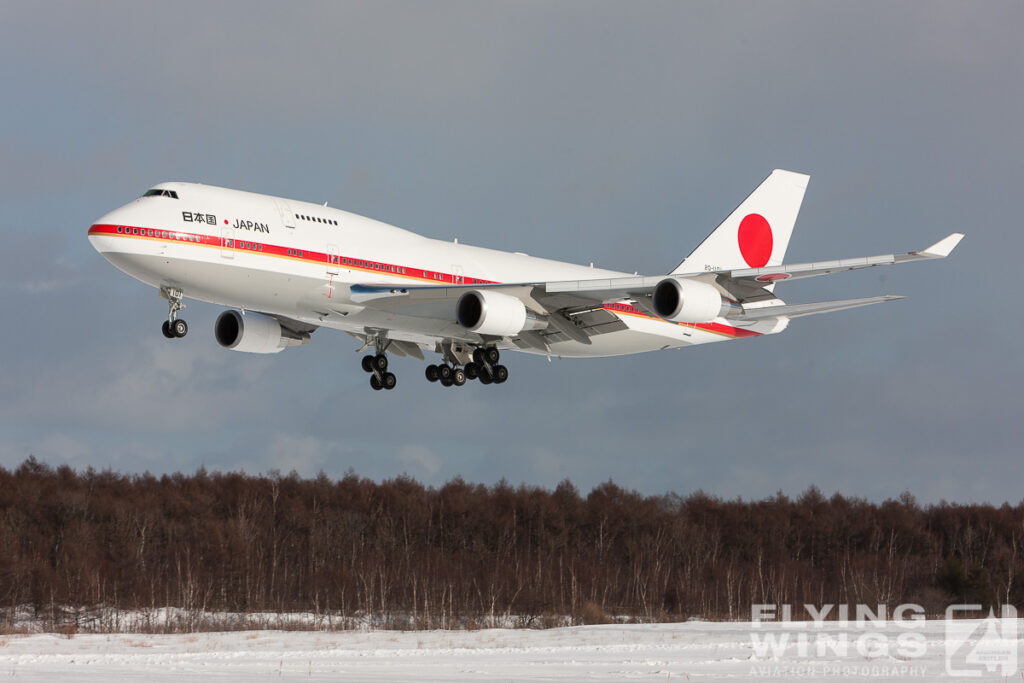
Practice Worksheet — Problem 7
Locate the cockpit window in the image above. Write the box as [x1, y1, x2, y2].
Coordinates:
[143, 189, 179, 199]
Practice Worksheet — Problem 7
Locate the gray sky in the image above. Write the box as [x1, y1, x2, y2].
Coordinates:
[1, 1, 1021, 503]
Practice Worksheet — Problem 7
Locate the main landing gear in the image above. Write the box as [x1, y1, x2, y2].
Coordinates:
[361, 353, 397, 391]
[425, 347, 508, 388]
[160, 288, 188, 339]
[358, 333, 398, 391]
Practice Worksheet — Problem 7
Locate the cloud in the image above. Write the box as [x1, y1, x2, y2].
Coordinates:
[262, 433, 336, 477]
[0, 2, 1021, 502]
[395, 444, 442, 478]
[0, 433, 89, 464]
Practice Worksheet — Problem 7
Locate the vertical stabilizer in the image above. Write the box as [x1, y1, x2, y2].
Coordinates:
[673, 169, 809, 274]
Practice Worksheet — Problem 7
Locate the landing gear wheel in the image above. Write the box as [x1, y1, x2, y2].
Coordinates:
[493, 365, 508, 384]
[162, 288, 187, 338]
[370, 374, 383, 391]
[452, 368, 466, 386]
[361, 356, 375, 373]
[440, 376, 454, 387]
[464, 362, 479, 380]
[472, 348, 486, 365]
[425, 365, 440, 382]
[383, 372, 397, 390]
[485, 347, 500, 364]
[373, 354, 388, 372]
[478, 372, 493, 385]
[438, 365, 453, 382]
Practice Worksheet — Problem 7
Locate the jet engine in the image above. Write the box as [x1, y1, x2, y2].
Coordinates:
[650, 278, 727, 323]
[456, 290, 547, 337]
[214, 310, 309, 354]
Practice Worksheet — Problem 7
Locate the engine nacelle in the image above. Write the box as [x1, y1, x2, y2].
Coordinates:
[456, 290, 547, 337]
[214, 310, 309, 354]
[651, 278, 726, 323]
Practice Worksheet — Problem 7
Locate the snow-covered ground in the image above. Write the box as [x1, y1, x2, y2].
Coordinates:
[1, 619, 1021, 681]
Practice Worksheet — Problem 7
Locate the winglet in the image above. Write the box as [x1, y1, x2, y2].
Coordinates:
[920, 233, 964, 258]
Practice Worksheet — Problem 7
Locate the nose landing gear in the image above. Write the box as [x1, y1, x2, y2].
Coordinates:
[160, 288, 188, 338]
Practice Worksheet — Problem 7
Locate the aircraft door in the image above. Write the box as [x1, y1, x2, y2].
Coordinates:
[274, 199, 295, 230]
[327, 244, 340, 275]
[220, 225, 235, 259]
[452, 265, 464, 285]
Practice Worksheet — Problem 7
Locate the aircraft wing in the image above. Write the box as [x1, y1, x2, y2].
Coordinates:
[348, 282, 627, 346]
[346, 233, 962, 345]
[719, 233, 964, 286]
[537, 233, 962, 304]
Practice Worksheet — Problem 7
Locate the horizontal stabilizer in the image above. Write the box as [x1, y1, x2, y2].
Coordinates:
[733, 296, 905, 321]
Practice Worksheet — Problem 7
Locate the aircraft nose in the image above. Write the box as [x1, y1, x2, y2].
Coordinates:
[88, 207, 130, 253]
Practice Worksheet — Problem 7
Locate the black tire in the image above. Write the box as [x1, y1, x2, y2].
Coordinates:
[440, 376, 453, 387]
[493, 365, 508, 384]
[485, 347, 500, 364]
[383, 372, 397, 390]
[478, 372, 493, 385]
[161, 321, 174, 338]
[472, 348, 486, 365]
[452, 368, 466, 386]
[425, 365, 439, 382]
[361, 356, 375, 373]
[464, 362, 479, 380]
[373, 354, 388, 371]
[171, 319, 188, 338]
[370, 374, 383, 390]
[438, 364, 453, 381]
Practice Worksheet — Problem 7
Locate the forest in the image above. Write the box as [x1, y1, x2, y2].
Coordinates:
[0, 457, 1021, 632]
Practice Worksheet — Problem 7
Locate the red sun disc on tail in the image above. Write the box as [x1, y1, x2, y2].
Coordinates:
[738, 213, 773, 268]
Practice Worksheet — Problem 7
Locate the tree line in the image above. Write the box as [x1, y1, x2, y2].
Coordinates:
[0, 457, 1021, 632]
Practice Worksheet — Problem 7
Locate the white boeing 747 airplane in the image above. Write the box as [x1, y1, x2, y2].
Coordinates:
[88, 170, 962, 390]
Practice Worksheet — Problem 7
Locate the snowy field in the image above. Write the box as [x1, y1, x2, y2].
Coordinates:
[1, 619, 1021, 681]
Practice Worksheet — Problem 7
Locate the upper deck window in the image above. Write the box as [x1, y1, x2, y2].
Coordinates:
[294, 212, 338, 226]
[143, 189, 179, 199]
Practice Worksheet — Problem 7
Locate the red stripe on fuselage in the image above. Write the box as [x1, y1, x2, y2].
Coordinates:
[89, 223, 763, 340]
